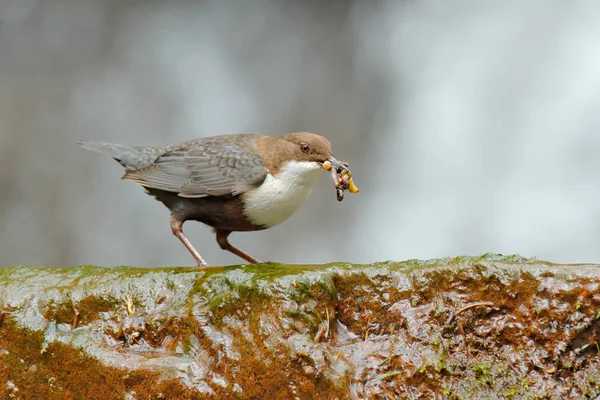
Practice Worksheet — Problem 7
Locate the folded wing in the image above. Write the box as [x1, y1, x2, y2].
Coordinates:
[123, 135, 268, 197]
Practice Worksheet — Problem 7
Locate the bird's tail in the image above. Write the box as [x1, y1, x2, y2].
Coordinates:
[77, 141, 144, 169]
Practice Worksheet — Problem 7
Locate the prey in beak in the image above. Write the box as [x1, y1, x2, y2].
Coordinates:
[323, 157, 359, 201]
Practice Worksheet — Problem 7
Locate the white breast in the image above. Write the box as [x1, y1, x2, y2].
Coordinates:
[243, 161, 325, 228]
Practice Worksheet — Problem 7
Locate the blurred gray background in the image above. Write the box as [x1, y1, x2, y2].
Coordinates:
[1, 0, 600, 267]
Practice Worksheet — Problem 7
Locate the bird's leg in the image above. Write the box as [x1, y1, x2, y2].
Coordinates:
[215, 230, 261, 264]
[170, 219, 209, 267]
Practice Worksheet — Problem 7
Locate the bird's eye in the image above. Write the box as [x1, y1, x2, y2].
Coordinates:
[300, 143, 310, 153]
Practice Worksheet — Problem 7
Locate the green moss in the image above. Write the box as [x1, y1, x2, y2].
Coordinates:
[442, 389, 459, 399]
[472, 363, 492, 376]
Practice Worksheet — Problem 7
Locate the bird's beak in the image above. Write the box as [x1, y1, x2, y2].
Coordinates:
[323, 157, 349, 173]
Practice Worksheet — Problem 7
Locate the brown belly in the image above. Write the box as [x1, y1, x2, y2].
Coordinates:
[144, 188, 265, 232]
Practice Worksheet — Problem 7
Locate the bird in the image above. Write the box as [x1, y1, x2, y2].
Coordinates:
[78, 132, 351, 267]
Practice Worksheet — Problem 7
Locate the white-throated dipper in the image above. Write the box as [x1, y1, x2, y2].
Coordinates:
[79, 132, 352, 267]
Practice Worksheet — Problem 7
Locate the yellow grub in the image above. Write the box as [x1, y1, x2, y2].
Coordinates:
[340, 170, 359, 194]
[323, 161, 332, 170]
[348, 177, 359, 193]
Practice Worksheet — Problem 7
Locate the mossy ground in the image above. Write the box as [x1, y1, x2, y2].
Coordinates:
[1, 254, 599, 399]
[0, 317, 199, 399]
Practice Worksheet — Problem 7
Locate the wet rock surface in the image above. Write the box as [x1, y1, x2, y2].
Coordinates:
[0, 254, 599, 399]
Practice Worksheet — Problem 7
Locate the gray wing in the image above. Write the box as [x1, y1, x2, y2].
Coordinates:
[122, 136, 268, 197]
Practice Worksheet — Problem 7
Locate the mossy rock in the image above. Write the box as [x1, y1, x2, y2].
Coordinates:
[0, 254, 599, 399]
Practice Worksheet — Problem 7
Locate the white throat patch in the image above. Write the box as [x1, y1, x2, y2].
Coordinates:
[242, 161, 325, 228]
